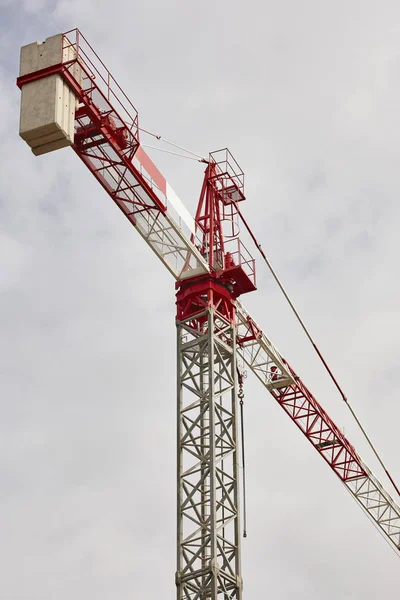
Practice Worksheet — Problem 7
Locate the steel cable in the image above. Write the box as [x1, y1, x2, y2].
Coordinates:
[140, 144, 201, 161]
[139, 127, 207, 161]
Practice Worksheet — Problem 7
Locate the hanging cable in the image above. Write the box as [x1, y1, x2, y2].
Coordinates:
[234, 201, 400, 500]
[139, 127, 207, 161]
[140, 144, 202, 161]
[237, 368, 248, 538]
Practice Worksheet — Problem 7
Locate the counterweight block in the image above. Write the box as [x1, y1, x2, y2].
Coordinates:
[18, 34, 80, 156]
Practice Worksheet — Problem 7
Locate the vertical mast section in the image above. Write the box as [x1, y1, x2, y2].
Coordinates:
[176, 151, 256, 598]
[176, 305, 242, 599]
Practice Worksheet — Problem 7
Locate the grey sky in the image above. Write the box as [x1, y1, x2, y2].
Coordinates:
[1, 0, 400, 597]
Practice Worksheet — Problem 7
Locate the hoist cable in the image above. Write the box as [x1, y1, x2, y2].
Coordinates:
[237, 369, 248, 538]
[234, 201, 400, 500]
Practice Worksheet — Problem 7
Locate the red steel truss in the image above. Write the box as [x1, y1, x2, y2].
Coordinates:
[271, 361, 366, 481]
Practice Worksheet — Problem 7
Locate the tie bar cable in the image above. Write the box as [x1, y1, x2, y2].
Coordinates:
[138, 127, 207, 161]
[140, 144, 202, 161]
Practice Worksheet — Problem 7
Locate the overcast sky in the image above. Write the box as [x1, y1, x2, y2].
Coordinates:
[1, 0, 400, 598]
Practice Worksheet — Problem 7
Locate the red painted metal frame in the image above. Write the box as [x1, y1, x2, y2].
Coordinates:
[64, 29, 169, 220]
[191, 156, 256, 301]
[17, 62, 81, 96]
[177, 152, 256, 328]
[209, 148, 245, 204]
[269, 360, 367, 482]
[17, 29, 168, 229]
[176, 277, 236, 325]
[193, 162, 225, 271]
[237, 315, 262, 345]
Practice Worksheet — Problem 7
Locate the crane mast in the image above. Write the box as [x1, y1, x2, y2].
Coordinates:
[175, 152, 256, 598]
[16, 28, 400, 599]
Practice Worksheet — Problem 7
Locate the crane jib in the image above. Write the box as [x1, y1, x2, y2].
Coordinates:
[236, 301, 400, 551]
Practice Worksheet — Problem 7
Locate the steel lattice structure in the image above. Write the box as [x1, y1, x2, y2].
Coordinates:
[236, 302, 400, 548]
[16, 27, 400, 600]
[177, 309, 242, 599]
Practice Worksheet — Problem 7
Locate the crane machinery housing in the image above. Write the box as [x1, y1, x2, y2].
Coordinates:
[16, 29, 400, 599]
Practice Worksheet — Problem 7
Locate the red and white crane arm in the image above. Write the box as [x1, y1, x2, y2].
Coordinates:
[17, 29, 209, 281]
[236, 301, 400, 551]
[16, 28, 400, 564]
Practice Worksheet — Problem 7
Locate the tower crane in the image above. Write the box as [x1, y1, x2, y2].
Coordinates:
[16, 29, 400, 599]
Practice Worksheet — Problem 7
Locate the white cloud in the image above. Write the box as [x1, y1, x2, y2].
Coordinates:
[1, 1, 400, 598]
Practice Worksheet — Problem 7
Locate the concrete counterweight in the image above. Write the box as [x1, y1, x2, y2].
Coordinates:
[19, 34, 79, 156]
